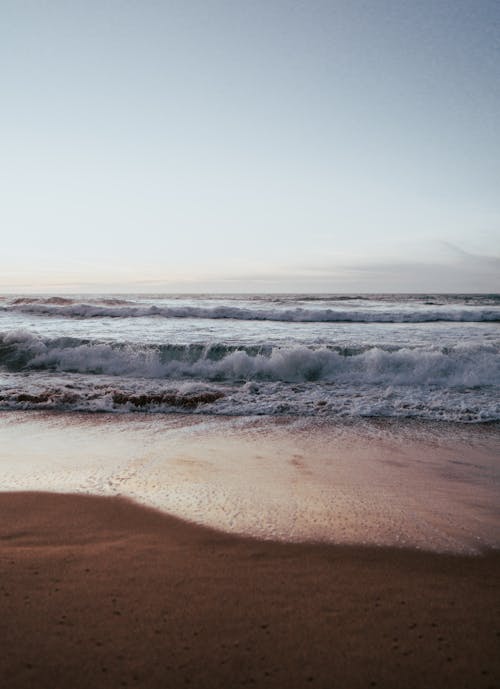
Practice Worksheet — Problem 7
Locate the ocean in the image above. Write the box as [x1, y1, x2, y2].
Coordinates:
[0, 292, 498, 422]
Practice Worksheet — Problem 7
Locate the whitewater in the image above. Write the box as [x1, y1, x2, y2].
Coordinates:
[0, 293, 498, 422]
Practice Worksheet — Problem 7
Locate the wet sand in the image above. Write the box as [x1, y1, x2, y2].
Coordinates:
[1, 412, 499, 553]
[1, 491, 499, 689]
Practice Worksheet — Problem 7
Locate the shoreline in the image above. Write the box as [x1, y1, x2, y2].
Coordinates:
[1, 411, 499, 553]
[1, 491, 499, 689]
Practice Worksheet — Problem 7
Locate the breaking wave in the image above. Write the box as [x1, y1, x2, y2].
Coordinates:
[1, 330, 498, 387]
[2, 301, 499, 322]
[8, 296, 134, 306]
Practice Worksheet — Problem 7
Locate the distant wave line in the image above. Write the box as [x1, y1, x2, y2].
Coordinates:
[2, 302, 499, 323]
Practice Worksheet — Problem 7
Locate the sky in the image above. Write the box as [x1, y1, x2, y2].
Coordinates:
[1, 0, 499, 293]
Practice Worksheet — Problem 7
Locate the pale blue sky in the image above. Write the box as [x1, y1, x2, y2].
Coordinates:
[1, 0, 499, 292]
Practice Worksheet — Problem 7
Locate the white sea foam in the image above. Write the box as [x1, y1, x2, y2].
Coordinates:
[1, 294, 499, 422]
[2, 301, 499, 322]
[0, 371, 498, 421]
[1, 331, 498, 387]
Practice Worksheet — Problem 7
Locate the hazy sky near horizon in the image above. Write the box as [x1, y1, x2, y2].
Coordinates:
[1, 0, 499, 292]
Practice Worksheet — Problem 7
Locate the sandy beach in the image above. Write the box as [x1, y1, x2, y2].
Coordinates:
[2, 0, 499, 682]
[1, 490, 499, 689]
[1, 413, 499, 688]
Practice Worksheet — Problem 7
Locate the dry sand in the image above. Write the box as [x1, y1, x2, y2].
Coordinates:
[1, 491, 499, 689]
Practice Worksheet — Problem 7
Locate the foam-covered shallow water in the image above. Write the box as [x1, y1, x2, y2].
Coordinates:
[0, 293, 498, 422]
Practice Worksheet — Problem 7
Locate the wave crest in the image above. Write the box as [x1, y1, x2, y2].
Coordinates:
[1, 331, 498, 387]
[2, 301, 499, 323]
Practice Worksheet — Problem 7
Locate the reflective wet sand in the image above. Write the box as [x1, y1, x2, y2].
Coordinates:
[1, 412, 499, 553]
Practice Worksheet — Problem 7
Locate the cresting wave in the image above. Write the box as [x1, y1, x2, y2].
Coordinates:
[1, 331, 498, 387]
[8, 296, 134, 306]
[2, 302, 499, 322]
